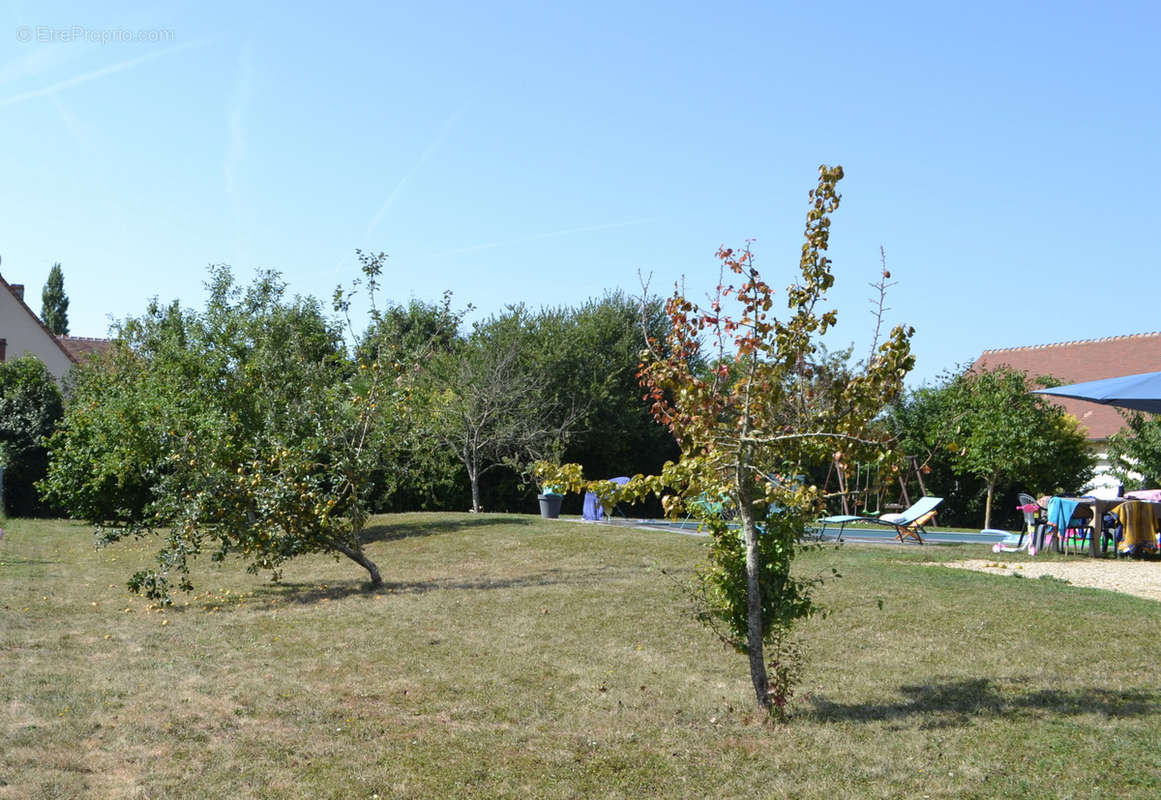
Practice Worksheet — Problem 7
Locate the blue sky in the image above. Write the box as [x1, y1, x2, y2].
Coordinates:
[2, 0, 1159, 385]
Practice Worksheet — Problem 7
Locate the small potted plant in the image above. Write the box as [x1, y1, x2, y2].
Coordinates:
[537, 486, 564, 519]
[531, 462, 583, 520]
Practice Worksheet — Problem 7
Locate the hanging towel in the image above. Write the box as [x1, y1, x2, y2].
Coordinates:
[1111, 501, 1158, 552]
[582, 491, 604, 521]
[1046, 497, 1081, 533]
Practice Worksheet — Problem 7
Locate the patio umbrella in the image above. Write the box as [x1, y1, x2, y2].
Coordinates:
[1032, 370, 1161, 414]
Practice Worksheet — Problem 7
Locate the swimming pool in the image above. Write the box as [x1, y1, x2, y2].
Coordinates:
[595, 517, 1012, 545]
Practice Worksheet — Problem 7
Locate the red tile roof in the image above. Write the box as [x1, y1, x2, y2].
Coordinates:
[971, 332, 1161, 441]
[57, 336, 114, 361]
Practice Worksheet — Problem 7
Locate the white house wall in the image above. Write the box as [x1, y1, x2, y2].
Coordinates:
[1083, 444, 1139, 499]
[0, 287, 74, 381]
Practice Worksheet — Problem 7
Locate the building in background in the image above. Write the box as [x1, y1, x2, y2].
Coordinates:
[972, 332, 1161, 496]
[0, 272, 111, 382]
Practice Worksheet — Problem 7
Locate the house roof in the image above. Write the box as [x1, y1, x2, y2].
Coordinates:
[2, 272, 115, 369]
[971, 332, 1161, 441]
[58, 336, 114, 361]
[0, 271, 77, 364]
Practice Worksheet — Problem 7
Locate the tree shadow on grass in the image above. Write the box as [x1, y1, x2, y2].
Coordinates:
[359, 515, 536, 544]
[806, 677, 1161, 727]
[248, 564, 646, 607]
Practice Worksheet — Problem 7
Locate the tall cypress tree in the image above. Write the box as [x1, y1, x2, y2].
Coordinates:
[41, 263, 69, 336]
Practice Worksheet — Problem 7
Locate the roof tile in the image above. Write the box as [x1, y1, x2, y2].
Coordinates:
[971, 332, 1161, 440]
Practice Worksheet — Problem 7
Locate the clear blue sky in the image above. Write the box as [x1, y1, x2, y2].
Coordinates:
[3, 1, 1159, 385]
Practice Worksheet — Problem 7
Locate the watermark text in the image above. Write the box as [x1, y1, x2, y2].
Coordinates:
[17, 26, 175, 45]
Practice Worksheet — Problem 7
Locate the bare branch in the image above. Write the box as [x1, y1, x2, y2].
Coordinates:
[866, 245, 898, 364]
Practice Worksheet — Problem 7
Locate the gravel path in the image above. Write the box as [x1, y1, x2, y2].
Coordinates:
[933, 559, 1161, 603]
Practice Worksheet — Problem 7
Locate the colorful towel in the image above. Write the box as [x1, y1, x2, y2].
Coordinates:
[1046, 497, 1081, 533]
[1111, 500, 1158, 552]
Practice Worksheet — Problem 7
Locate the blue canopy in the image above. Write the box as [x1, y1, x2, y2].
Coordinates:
[1032, 370, 1161, 414]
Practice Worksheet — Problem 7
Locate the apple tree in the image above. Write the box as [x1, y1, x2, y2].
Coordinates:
[43, 257, 412, 600]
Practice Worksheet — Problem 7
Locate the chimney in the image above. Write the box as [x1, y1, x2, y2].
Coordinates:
[10, 284, 23, 301]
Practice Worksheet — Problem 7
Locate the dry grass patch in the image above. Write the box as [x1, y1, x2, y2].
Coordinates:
[3, 514, 1161, 798]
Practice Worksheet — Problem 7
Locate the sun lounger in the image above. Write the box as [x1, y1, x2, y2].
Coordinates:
[816, 496, 944, 544]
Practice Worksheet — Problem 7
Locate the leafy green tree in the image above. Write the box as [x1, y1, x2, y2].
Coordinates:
[43, 259, 411, 600]
[40, 262, 69, 336]
[889, 367, 1093, 528]
[0, 356, 64, 516]
[360, 293, 464, 365]
[358, 294, 469, 512]
[881, 378, 968, 519]
[541, 166, 915, 715]
[422, 308, 584, 512]
[1107, 412, 1161, 490]
[37, 336, 162, 526]
[555, 293, 678, 493]
[396, 293, 676, 514]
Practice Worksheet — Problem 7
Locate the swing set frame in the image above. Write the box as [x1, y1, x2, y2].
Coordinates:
[823, 454, 930, 518]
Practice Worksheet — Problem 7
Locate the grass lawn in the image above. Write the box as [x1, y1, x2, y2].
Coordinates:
[3, 514, 1160, 799]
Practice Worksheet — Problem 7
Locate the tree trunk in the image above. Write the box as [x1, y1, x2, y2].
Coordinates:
[356, 551, 384, 588]
[469, 467, 482, 512]
[739, 505, 770, 711]
[333, 541, 383, 588]
[984, 479, 995, 530]
[736, 452, 771, 712]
